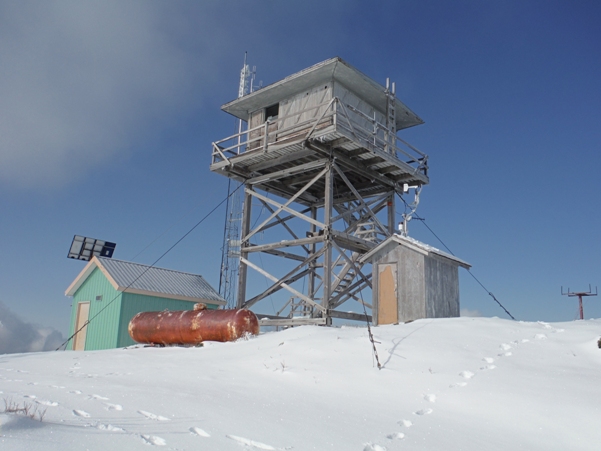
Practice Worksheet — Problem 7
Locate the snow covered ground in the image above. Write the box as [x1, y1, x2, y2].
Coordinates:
[1, 317, 599, 450]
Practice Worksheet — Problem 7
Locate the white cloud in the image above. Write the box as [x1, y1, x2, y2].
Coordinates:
[0, 301, 64, 354]
[460, 308, 483, 317]
[0, 1, 216, 190]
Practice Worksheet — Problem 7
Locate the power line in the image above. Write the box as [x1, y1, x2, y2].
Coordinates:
[398, 196, 516, 320]
[57, 183, 244, 351]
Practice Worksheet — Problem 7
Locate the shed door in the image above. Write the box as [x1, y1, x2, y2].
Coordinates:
[73, 301, 90, 351]
[378, 264, 398, 325]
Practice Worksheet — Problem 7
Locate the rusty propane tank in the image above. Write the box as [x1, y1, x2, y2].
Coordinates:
[128, 303, 259, 345]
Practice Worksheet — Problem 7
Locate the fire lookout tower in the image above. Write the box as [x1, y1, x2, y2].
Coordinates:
[210, 57, 429, 326]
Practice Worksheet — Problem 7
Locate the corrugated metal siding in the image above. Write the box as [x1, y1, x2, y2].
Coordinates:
[98, 257, 225, 303]
[71, 267, 122, 351]
[117, 293, 218, 347]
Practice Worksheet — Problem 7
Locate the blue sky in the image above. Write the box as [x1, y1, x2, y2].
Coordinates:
[1, 1, 600, 342]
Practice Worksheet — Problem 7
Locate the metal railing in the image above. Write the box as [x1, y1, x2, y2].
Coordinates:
[211, 97, 428, 175]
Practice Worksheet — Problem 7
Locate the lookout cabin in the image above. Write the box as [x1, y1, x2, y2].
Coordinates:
[210, 56, 429, 198]
[65, 257, 226, 351]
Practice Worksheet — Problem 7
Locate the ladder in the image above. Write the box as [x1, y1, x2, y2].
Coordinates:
[385, 78, 396, 155]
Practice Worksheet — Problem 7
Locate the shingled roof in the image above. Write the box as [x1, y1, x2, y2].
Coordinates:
[65, 256, 226, 305]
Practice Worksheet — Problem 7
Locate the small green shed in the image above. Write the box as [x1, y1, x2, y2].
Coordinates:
[65, 256, 226, 351]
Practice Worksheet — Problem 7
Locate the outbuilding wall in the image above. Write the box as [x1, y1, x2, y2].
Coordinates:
[117, 294, 218, 348]
[424, 255, 460, 318]
[67, 267, 122, 350]
[68, 267, 223, 351]
[371, 243, 462, 325]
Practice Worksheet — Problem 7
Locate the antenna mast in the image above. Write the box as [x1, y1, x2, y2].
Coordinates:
[218, 54, 255, 308]
[561, 285, 598, 320]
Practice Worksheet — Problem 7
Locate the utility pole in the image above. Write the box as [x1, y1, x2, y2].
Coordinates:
[561, 285, 598, 320]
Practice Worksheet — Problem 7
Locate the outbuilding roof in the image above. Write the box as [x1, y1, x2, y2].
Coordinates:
[222, 57, 424, 131]
[360, 234, 471, 269]
[65, 257, 226, 305]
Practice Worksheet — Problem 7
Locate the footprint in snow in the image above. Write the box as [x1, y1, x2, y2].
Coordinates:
[499, 343, 512, 351]
[190, 427, 210, 437]
[105, 403, 123, 411]
[226, 434, 276, 450]
[69, 390, 82, 395]
[534, 334, 547, 340]
[138, 410, 170, 421]
[24, 394, 37, 399]
[521, 338, 530, 343]
[386, 432, 405, 440]
[140, 434, 166, 446]
[90, 394, 109, 401]
[483, 357, 495, 363]
[96, 423, 126, 433]
[459, 371, 475, 379]
[480, 365, 497, 371]
[363, 444, 387, 451]
[499, 352, 512, 357]
[414, 408, 433, 416]
[423, 394, 436, 403]
[36, 399, 59, 407]
[398, 419, 413, 427]
[450, 382, 468, 388]
[73, 409, 91, 418]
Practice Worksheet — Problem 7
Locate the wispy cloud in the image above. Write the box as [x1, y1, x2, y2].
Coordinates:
[0, 301, 64, 354]
[460, 308, 483, 317]
[0, 1, 215, 190]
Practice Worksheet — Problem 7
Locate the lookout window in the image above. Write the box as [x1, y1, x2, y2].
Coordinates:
[265, 103, 279, 120]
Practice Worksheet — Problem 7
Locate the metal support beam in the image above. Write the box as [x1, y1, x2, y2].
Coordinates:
[259, 317, 327, 327]
[236, 186, 253, 308]
[322, 162, 333, 323]
[244, 170, 327, 241]
[240, 256, 326, 313]
[244, 235, 324, 254]
[328, 310, 372, 323]
[388, 192, 395, 235]
[333, 163, 389, 237]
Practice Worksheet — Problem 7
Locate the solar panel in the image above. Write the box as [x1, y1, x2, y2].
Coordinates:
[68, 235, 116, 261]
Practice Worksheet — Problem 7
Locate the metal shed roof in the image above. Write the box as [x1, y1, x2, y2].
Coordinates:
[65, 257, 226, 305]
[360, 234, 471, 269]
[222, 57, 424, 131]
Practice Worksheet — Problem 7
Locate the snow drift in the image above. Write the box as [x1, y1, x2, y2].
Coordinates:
[0, 317, 599, 450]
